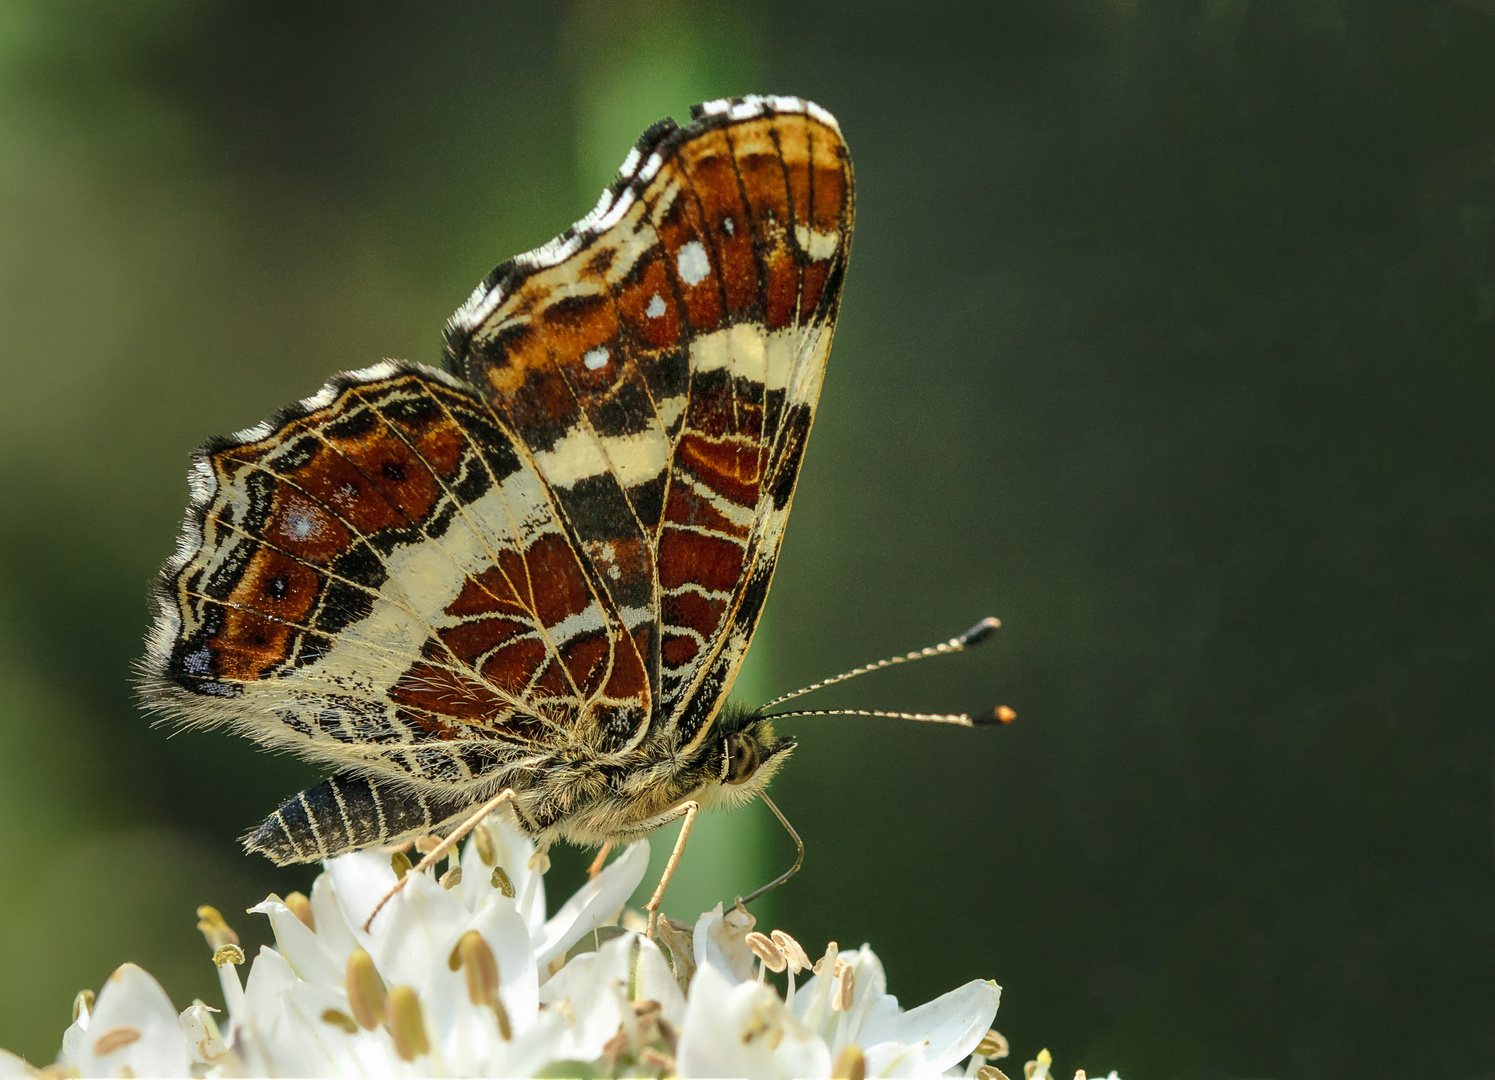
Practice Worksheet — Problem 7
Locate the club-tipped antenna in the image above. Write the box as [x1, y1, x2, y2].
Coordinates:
[759, 704, 1017, 726]
[758, 616, 1004, 712]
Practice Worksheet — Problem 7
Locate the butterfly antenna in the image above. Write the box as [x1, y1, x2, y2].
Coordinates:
[758, 616, 1006, 712]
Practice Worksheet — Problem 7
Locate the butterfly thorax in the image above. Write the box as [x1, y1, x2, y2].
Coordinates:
[500, 707, 794, 847]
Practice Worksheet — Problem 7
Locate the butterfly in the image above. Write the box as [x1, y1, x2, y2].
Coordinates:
[141, 95, 857, 869]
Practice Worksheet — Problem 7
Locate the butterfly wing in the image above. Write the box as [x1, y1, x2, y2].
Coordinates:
[142, 363, 651, 796]
[446, 95, 854, 754]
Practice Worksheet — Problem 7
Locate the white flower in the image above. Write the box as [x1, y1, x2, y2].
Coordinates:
[0, 811, 1111, 1080]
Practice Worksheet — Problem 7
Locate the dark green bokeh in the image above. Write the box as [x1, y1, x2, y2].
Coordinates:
[1, 2, 1492, 1076]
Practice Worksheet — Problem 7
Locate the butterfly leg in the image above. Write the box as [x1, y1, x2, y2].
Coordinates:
[643, 800, 701, 939]
[363, 787, 517, 932]
[586, 841, 614, 880]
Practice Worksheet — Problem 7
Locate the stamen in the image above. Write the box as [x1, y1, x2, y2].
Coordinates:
[195, 905, 239, 951]
[832, 960, 855, 1011]
[319, 1009, 358, 1034]
[639, 1047, 675, 1073]
[414, 835, 442, 855]
[527, 849, 551, 875]
[211, 944, 244, 967]
[745, 931, 787, 972]
[345, 949, 385, 1031]
[91, 1026, 141, 1056]
[452, 929, 511, 1039]
[439, 866, 463, 890]
[813, 942, 840, 975]
[976, 1067, 1013, 1080]
[284, 891, 315, 931]
[1024, 1049, 1054, 1080]
[473, 823, 496, 866]
[770, 929, 811, 973]
[1074, 1072, 1087, 1079]
[72, 989, 94, 1023]
[832, 1043, 866, 1080]
[383, 985, 430, 1062]
[390, 851, 413, 880]
[976, 1029, 1010, 1059]
[491, 865, 515, 897]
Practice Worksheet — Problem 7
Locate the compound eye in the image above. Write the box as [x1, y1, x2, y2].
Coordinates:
[723, 733, 760, 785]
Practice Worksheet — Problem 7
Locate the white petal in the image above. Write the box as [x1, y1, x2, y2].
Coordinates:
[537, 931, 634, 1061]
[532, 840, 648, 968]
[692, 902, 759, 983]
[177, 1003, 231, 1069]
[249, 896, 342, 988]
[862, 979, 1001, 1077]
[63, 962, 191, 1077]
[308, 871, 361, 969]
[677, 962, 831, 1080]
[634, 935, 688, 1028]
[236, 945, 376, 1077]
[324, 847, 403, 935]
[0, 1048, 35, 1079]
[418, 888, 541, 1069]
[490, 1008, 569, 1078]
[362, 863, 472, 989]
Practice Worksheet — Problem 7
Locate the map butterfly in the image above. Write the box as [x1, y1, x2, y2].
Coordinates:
[142, 96, 859, 866]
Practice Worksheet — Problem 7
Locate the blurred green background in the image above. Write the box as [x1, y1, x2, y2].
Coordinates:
[1, 0, 1493, 1075]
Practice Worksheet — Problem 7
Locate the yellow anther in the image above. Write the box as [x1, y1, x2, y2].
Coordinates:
[449, 930, 510, 1038]
[195, 905, 239, 951]
[473, 824, 496, 866]
[770, 929, 811, 973]
[528, 849, 551, 874]
[440, 866, 463, 889]
[976, 1067, 1013, 1080]
[91, 1026, 141, 1056]
[414, 835, 442, 854]
[1024, 1049, 1054, 1080]
[345, 949, 385, 1031]
[832, 1043, 866, 1080]
[832, 960, 855, 1011]
[72, 989, 94, 1023]
[813, 941, 839, 975]
[745, 931, 787, 972]
[319, 1009, 358, 1034]
[212, 944, 245, 967]
[284, 891, 315, 931]
[976, 1029, 1010, 1059]
[384, 985, 430, 1062]
[492, 865, 515, 897]
[390, 850, 413, 879]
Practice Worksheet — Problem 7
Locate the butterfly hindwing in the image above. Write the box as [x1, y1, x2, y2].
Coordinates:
[144, 364, 649, 790]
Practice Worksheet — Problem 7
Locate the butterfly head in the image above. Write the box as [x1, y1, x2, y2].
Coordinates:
[695, 704, 796, 811]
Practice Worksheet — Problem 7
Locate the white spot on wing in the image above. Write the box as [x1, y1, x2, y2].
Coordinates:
[583, 347, 609, 370]
[723, 217, 735, 235]
[795, 224, 841, 261]
[676, 241, 710, 286]
[646, 294, 666, 318]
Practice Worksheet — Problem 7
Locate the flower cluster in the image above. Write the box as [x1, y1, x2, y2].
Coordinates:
[0, 814, 1106, 1079]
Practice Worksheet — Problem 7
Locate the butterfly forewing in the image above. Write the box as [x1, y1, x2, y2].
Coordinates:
[446, 97, 853, 753]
